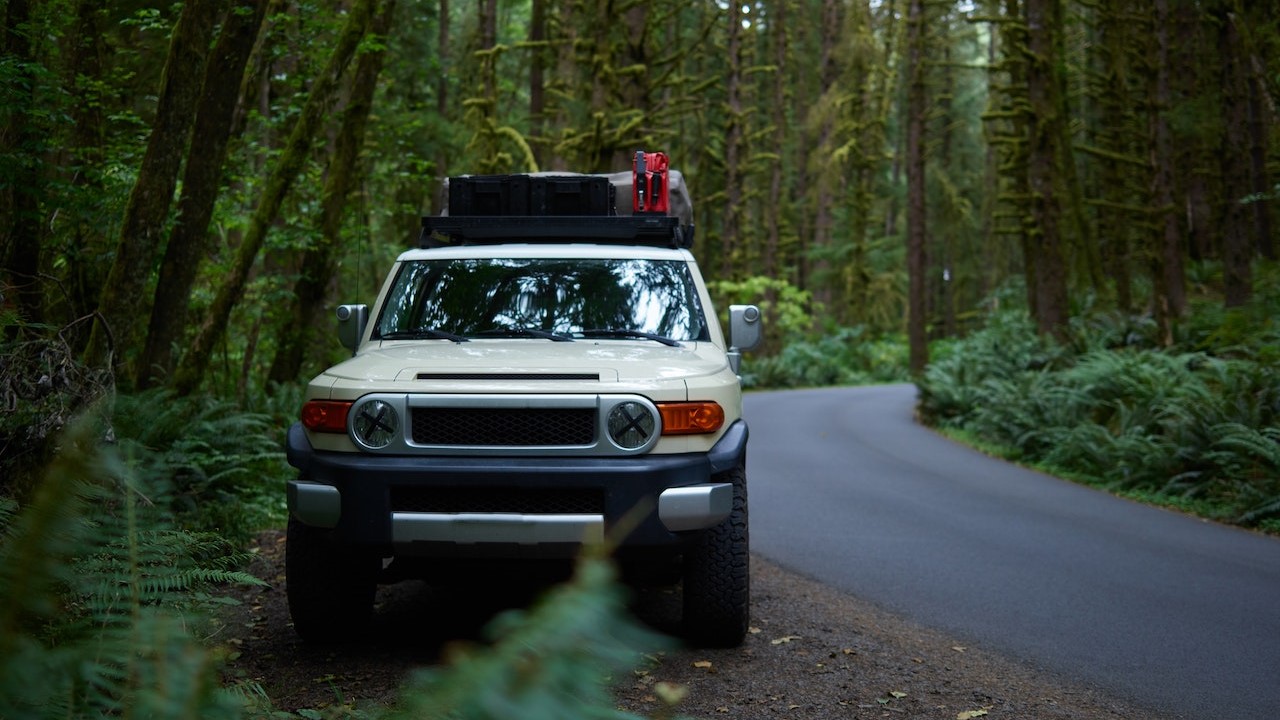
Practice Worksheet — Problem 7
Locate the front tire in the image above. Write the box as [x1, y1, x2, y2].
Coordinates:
[681, 459, 749, 647]
[285, 516, 379, 643]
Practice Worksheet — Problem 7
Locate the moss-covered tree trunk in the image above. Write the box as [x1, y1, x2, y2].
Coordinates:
[1217, 6, 1253, 308]
[86, 0, 224, 375]
[764, 0, 789, 283]
[721, 0, 744, 278]
[136, 0, 270, 389]
[1025, 0, 1069, 336]
[1147, 0, 1184, 345]
[268, 0, 395, 385]
[905, 0, 928, 374]
[172, 0, 375, 395]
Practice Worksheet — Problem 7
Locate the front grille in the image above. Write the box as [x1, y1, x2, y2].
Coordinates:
[411, 407, 596, 446]
[390, 487, 604, 514]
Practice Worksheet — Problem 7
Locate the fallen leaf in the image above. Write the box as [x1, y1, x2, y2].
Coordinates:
[693, 660, 714, 669]
[890, 691, 908, 699]
[842, 648, 855, 655]
[748, 627, 762, 634]
[770, 635, 802, 645]
[957, 711, 989, 719]
[951, 645, 967, 653]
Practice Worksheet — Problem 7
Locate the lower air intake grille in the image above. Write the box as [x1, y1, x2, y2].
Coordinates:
[390, 487, 605, 515]
[410, 407, 596, 446]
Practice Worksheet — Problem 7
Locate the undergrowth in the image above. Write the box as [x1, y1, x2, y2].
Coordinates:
[918, 271, 1280, 531]
[741, 326, 911, 389]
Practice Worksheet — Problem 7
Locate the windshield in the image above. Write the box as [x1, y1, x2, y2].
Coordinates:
[375, 257, 709, 342]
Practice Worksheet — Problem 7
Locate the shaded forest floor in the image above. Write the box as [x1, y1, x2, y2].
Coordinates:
[219, 530, 1172, 719]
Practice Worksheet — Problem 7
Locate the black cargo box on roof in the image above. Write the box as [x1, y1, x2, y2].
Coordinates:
[424, 172, 695, 249]
[449, 174, 616, 217]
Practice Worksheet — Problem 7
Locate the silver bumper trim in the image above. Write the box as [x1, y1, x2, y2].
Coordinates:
[392, 512, 605, 545]
[658, 482, 732, 531]
[288, 480, 341, 528]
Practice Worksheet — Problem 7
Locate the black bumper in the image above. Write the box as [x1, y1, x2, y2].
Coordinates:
[284, 419, 748, 554]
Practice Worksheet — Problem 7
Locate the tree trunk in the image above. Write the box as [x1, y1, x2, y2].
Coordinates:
[1246, 49, 1273, 260]
[1218, 8, 1252, 308]
[529, 0, 546, 167]
[1148, 0, 1184, 345]
[434, 0, 451, 196]
[87, 0, 224, 375]
[137, 0, 270, 389]
[1, 0, 44, 330]
[722, 0, 744, 278]
[63, 0, 110, 342]
[1025, 0, 1069, 336]
[172, 0, 375, 395]
[765, 0, 788, 283]
[905, 0, 928, 374]
[268, 0, 394, 385]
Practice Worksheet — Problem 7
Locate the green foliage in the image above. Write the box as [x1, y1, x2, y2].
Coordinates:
[709, 276, 818, 351]
[0, 412, 262, 720]
[918, 291, 1280, 528]
[109, 389, 292, 544]
[742, 327, 910, 389]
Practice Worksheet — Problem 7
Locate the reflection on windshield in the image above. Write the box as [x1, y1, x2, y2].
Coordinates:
[376, 258, 709, 342]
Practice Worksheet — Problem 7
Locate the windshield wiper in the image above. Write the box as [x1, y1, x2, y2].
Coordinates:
[475, 327, 574, 342]
[379, 328, 469, 343]
[578, 328, 682, 347]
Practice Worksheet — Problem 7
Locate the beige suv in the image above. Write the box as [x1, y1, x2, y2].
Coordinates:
[284, 170, 761, 647]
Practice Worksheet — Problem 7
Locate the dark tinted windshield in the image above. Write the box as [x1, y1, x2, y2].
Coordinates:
[375, 257, 709, 341]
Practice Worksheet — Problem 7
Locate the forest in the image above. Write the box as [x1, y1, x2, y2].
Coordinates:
[1, 0, 1278, 716]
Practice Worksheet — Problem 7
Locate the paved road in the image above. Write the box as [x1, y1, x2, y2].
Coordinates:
[745, 384, 1280, 720]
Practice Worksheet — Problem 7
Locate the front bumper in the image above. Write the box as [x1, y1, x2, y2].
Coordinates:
[285, 419, 747, 556]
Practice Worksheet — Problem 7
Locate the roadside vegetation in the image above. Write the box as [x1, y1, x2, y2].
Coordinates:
[917, 264, 1280, 534]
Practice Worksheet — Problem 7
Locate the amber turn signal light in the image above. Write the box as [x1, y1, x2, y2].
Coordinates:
[657, 402, 724, 435]
[301, 400, 353, 433]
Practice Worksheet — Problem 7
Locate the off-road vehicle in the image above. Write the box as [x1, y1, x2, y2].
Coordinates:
[284, 156, 761, 647]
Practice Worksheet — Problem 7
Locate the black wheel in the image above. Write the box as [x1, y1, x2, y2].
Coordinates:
[682, 458, 749, 647]
[285, 516, 380, 643]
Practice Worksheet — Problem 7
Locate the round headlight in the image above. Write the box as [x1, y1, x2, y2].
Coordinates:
[351, 399, 399, 450]
[607, 401, 656, 450]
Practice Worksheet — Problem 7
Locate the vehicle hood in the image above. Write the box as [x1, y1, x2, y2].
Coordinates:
[319, 339, 728, 385]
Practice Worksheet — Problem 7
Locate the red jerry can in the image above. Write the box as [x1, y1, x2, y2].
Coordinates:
[633, 151, 670, 215]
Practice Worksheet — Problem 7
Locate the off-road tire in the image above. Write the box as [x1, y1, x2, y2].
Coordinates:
[682, 458, 749, 647]
[285, 516, 379, 643]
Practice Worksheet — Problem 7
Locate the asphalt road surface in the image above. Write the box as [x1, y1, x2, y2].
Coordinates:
[745, 384, 1280, 720]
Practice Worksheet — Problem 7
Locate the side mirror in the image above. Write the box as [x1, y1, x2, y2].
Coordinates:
[336, 304, 369, 355]
[729, 305, 763, 351]
[727, 304, 762, 375]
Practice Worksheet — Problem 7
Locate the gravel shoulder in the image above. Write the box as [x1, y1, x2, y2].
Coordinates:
[220, 530, 1172, 719]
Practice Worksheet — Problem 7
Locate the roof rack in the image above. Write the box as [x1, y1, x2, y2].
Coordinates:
[419, 215, 694, 249]
[420, 171, 695, 249]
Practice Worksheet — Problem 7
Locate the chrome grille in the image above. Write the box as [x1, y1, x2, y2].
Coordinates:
[410, 407, 596, 446]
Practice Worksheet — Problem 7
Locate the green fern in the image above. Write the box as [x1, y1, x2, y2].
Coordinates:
[0, 412, 261, 720]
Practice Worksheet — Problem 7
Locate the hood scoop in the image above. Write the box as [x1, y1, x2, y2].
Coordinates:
[415, 372, 601, 381]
